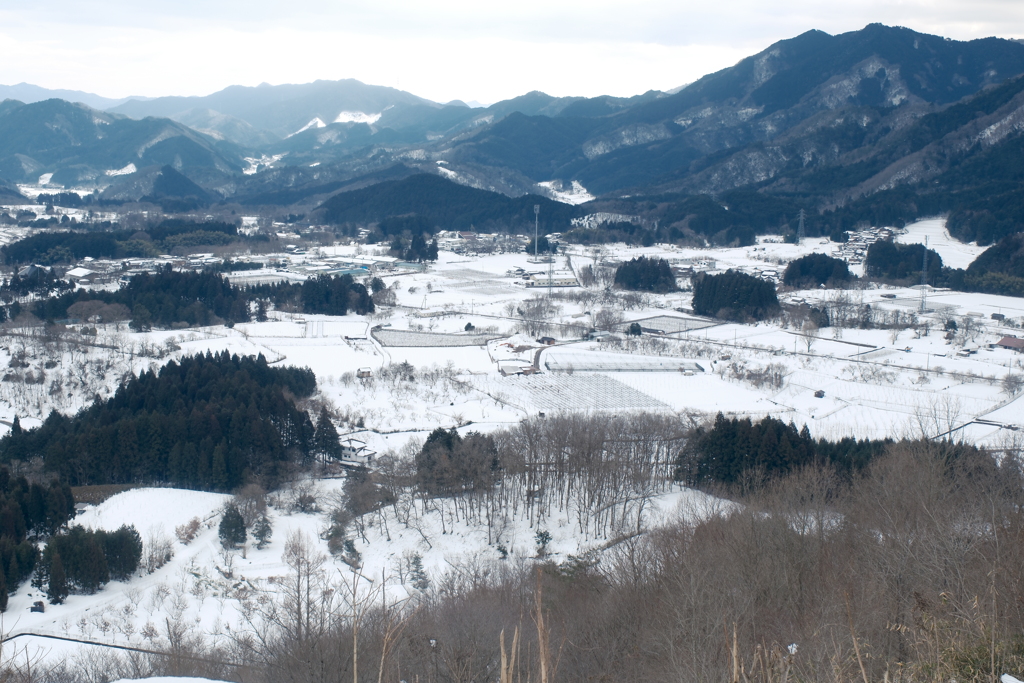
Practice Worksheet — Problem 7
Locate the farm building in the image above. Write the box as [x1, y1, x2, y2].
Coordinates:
[995, 337, 1024, 352]
[339, 438, 376, 467]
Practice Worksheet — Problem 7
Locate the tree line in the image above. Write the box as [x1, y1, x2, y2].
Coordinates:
[692, 270, 780, 321]
[862, 235, 1024, 298]
[317, 173, 577, 234]
[865, 240, 945, 284]
[0, 463, 75, 610]
[676, 413, 894, 487]
[782, 253, 852, 288]
[29, 267, 374, 330]
[34, 524, 142, 604]
[613, 256, 678, 293]
[0, 352, 320, 490]
[0, 219, 241, 265]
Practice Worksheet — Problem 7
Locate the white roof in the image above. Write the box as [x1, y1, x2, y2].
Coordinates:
[65, 267, 96, 278]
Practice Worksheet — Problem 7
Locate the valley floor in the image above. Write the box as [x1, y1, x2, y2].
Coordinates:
[0, 217, 1021, 668]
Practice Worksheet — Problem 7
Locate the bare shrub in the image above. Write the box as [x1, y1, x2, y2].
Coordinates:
[174, 517, 202, 545]
[144, 527, 175, 573]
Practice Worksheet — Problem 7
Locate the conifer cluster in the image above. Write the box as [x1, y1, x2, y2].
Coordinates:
[613, 256, 678, 293]
[0, 352, 319, 490]
[692, 270, 780, 321]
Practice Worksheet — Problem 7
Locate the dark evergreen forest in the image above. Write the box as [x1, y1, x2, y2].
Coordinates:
[782, 253, 852, 287]
[1, 220, 242, 265]
[0, 352, 318, 490]
[691, 270, 780, 321]
[317, 173, 576, 233]
[613, 256, 678, 293]
[677, 413, 907, 487]
[0, 464, 74, 609]
[35, 524, 142, 603]
[865, 240, 944, 284]
[31, 268, 373, 329]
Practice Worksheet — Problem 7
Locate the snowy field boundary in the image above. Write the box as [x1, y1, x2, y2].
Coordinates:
[373, 328, 500, 347]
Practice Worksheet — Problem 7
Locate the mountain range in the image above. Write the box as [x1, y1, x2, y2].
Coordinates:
[5, 23, 1024, 246]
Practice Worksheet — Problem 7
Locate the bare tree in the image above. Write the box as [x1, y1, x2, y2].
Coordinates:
[801, 320, 819, 352]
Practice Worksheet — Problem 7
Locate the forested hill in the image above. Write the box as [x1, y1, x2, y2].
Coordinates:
[316, 173, 577, 232]
[0, 352, 318, 490]
[5, 25, 1024, 246]
[27, 267, 374, 330]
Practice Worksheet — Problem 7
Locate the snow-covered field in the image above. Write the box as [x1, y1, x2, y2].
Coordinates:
[1, 216, 1022, 669]
[895, 217, 987, 270]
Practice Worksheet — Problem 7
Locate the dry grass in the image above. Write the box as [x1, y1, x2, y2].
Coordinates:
[70, 484, 137, 505]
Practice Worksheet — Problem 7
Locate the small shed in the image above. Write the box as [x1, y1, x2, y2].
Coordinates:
[356, 367, 373, 378]
[498, 361, 531, 376]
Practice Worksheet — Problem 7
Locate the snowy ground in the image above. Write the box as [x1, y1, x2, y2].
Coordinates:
[895, 217, 987, 270]
[2, 215, 1023, 668]
[3, 480, 721, 668]
[1, 217, 1020, 446]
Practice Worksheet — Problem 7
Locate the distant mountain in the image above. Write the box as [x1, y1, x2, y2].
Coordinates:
[316, 173, 579, 231]
[0, 99, 243, 187]
[101, 165, 214, 211]
[0, 83, 148, 110]
[0, 178, 25, 203]
[108, 79, 437, 141]
[437, 24, 1024, 197]
[4, 23, 1024, 247]
[170, 109, 280, 148]
[234, 163, 420, 207]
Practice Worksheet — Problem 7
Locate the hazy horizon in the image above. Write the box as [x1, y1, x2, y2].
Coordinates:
[1, 1, 1022, 105]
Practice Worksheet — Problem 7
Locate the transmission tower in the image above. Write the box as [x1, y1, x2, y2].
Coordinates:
[797, 209, 806, 244]
[533, 204, 539, 264]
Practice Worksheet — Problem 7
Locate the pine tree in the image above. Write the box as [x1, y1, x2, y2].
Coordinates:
[10, 416, 20, 437]
[104, 525, 143, 581]
[0, 565, 7, 612]
[409, 553, 430, 591]
[313, 408, 342, 464]
[8, 554, 19, 590]
[252, 513, 272, 550]
[218, 504, 247, 549]
[78, 536, 109, 593]
[211, 442, 228, 490]
[47, 553, 68, 604]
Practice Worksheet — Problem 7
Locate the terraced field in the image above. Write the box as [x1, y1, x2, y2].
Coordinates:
[478, 374, 670, 412]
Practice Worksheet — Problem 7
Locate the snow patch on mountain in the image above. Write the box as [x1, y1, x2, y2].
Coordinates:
[582, 123, 673, 160]
[287, 117, 326, 138]
[37, 173, 53, 185]
[243, 154, 286, 175]
[104, 164, 136, 177]
[436, 162, 460, 181]
[335, 111, 381, 124]
[537, 180, 595, 205]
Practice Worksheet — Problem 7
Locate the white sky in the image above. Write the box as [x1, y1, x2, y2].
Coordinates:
[1, 0, 1023, 105]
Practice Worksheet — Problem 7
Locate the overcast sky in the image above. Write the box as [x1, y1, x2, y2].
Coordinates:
[1, 1, 1023, 105]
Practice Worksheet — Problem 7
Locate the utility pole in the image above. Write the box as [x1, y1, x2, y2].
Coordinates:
[547, 240, 554, 298]
[919, 236, 928, 313]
